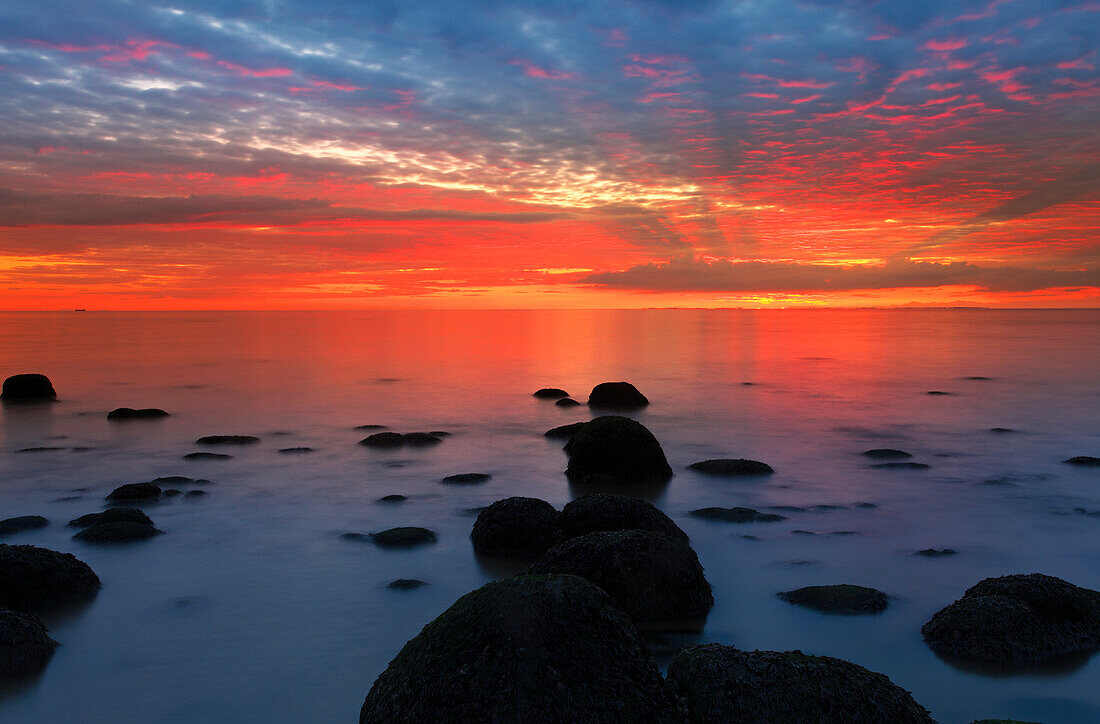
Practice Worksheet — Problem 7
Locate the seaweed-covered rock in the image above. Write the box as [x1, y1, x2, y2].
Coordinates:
[524, 530, 712, 626]
[666, 644, 934, 723]
[587, 381, 650, 410]
[0, 544, 101, 610]
[559, 494, 688, 544]
[1065, 456, 1100, 467]
[688, 459, 774, 476]
[359, 575, 676, 723]
[195, 435, 259, 445]
[370, 527, 437, 548]
[1, 374, 56, 403]
[440, 473, 491, 485]
[105, 482, 162, 502]
[0, 608, 57, 678]
[74, 522, 161, 543]
[107, 408, 169, 421]
[0, 516, 49, 537]
[921, 573, 1100, 664]
[544, 422, 586, 440]
[564, 416, 672, 486]
[862, 449, 912, 459]
[470, 497, 560, 558]
[690, 507, 786, 523]
[69, 508, 153, 528]
[779, 585, 889, 615]
[533, 388, 569, 399]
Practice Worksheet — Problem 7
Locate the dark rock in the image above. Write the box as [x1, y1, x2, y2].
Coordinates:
[587, 381, 650, 409]
[690, 507, 786, 523]
[69, 508, 154, 528]
[185, 490, 206, 497]
[533, 388, 569, 399]
[963, 376, 994, 380]
[0, 517, 49, 537]
[1065, 456, 1100, 467]
[544, 422, 586, 440]
[428, 431, 451, 438]
[74, 522, 161, 543]
[387, 579, 427, 590]
[862, 448, 912, 459]
[0, 608, 57, 678]
[524, 530, 713, 626]
[151, 476, 209, 486]
[916, 548, 957, 557]
[162, 489, 182, 498]
[15, 447, 65, 454]
[105, 482, 162, 502]
[990, 428, 1015, 434]
[107, 408, 169, 421]
[555, 397, 582, 407]
[183, 452, 232, 460]
[921, 573, 1100, 664]
[779, 584, 889, 614]
[471, 497, 560, 558]
[405, 432, 444, 446]
[359, 432, 443, 448]
[872, 462, 930, 470]
[278, 447, 314, 454]
[564, 415, 672, 485]
[926, 390, 951, 395]
[666, 644, 934, 723]
[359, 575, 676, 723]
[353, 424, 387, 430]
[1, 374, 56, 403]
[0, 544, 101, 610]
[195, 435, 259, 445]
[559, 494, 688, 544]
[740, 535, 761, 541]
[440, 473, 491, 485]
[856, 502, 878, 508]
[377, 495, 407, 503]
[688, 459, 774, 476]
[370, 527, 437, 548]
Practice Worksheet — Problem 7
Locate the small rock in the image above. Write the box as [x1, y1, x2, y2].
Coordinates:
[990, 428, 1015, 434]
[387, 579, 427, 590]
[690, 507, 785, 523]
[183, 452, 232, 460]
[532, 388, 568, 399]
[861, 449, 912, 459]
[354, 424, 387, 431]
[377, 495, 407, 503]
[185, 490, 207, 497]
[0, 608, 57, 677]
[0, 544, 101, 610]
[15, 447, 65, 454]
[565, 416, 672, 486]
[74, 522, 161, 543]
[278, 447, 314, 454]
[195, 435, 259, 445]
[555, 397, 582, 407]
[440, 473, 491, 485]
[1, 374, 57, 403]
[688, 459, 774, 476]
[370, 527, 437, 548]
[926, 390, 951, 395]
[107, 408, 170, 421]
[1064, 456, 1100, 467]
[779, 584, 889, 615]
[916, 548, 957, 557]
[0, 517, 49, 537]
[587, 381, 650, 409]
[69, 508, 153, 528]
[471, 497, 560, 558]
[105, 482, 162, 502]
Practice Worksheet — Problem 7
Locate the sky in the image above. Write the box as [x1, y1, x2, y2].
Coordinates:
[0, 0, 1097, 309]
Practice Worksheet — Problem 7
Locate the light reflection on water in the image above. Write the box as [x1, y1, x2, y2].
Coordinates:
[0, 310, 1098, 723]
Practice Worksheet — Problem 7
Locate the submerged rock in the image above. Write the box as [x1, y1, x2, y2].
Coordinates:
[377, 494, 407, 503]
[533, 387, 569, 399]
[862, 448, 912, 459]
[359, 575, 676, 723]
[107, 408, 170, 421]
[544, 422, 586, 440]
[587, 381, 650, 409]
[0, 517, 49, 537]
[990, 427, 1015, 434]
[440, 473, 491, 485]
[105, 482, 162, 502]
[555, 397, 582, 407]
[916, 548, 957, 557]
[69, 508, 154, 528]
[524, 530, 712, 627]
[1, 374, 56, 403]
[688, 459, 774, 476]
[666, 644, 934, 723]
[558, 494, 688, 544]
[0, 544, 101, 610]
[359, 432, 444, 448]
[1064, 456, 1100, 467]
[690, 507, 786, 523]
[150, 476, 209, 486]
[470, 497, 560, 558]
[564, 415, 672, 486]
[387, 579, 427, 590]
[370, 527, 437, 548]
[183, 452, 232, 461]
[74, 522, 161, 543]
[195, 435, 259, 445]
[277, 447, 314, 454]
[921, 573, 1100, 664]
[0, 608, 57, 678]
[779, 584, 889, 615]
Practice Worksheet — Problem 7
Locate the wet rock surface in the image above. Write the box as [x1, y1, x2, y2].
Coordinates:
[470, 497, 560, 558]
[0, 608, 57, 678]
[183, 452, 232, 460]
[0, 516, 49, 537]
[0, 544, 101, 611]
[862, 448, 913, 459]
[359, 432, 445, 448]
[564, 415, 672, 486]
[1064, 456, 1100, 467]
[558, 494, 688, 544]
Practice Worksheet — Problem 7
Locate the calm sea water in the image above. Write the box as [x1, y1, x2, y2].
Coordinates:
[0, 310, 1098, 723]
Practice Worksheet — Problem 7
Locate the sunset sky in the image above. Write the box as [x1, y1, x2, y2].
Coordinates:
[1, 0, 1097, 309]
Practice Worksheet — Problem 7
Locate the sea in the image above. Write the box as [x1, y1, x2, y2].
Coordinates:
[0, 309, 1097, 723]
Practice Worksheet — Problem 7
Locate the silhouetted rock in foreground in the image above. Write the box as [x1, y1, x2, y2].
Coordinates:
[74, 522, 161, 543]
[862, 448, 912, 459]
[107, 408, 169, 421]
[524, 530, 712, 628]
[691, 507, 785, 523]
[666, 644, 934, 723]
[564, 416, 672, 486]
[359, 575, 676, 723]
[688, 459, 774, 476]
[587, 381, 650, 409]
[471, 497, 560, 558]
[105, 482, 162, 503]
[922, 573, 1100, 664]
[0, 544, 101, 611]
[370, 527, 437, 548]
[1, 374, 56, 403]
[779, 584, 889, 615]
[69, 508, 153, 528]
[1064, 456, 1100, 467]
[0, 517, 49, 537]
[533, 388, 569, 399]
[559, 494, 688, 544]
[0, 608, 57, 678]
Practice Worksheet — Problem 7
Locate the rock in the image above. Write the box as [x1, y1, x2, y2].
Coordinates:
[370, 527, 437, 548]
[1, 374, 57, 403]
[921, 573, 1100, 664]
[872, 462, 930, 470]
[524, 530, 713, 626]
[0, 517, 49, 537]
[440, 473, 491, 485]
[0, 544, 101, 610]
[666, 644, 934, 723]
[15, 447, 65, 454]
[107, 408, 169, 421]
[195, 435, 259, 445]
[687, 459, 774, 476]
[387, 579, 427, 590]
[533, 388, 569, 399]
[586, 381, 650, 410]
[185, 490, 206, 497]
[564, 415, 672, 486]
[0, 608, 57, 678]
[183, 452, 232, 460]
[74, 522, 161, 543]
[69, 508, 154, 528]
[377, 495, 407, 503]
[1065, 456, 1100, 467]
[690, 507, 786, 523]
[544, 422, 587, 440]
[470, 497, 560, 558]
[970, 720, 1040, 723]
[151, 476, 209, 486]
[354, 424, 386, 430]
[162, 489, 182, 498]
[359, 432, 443, 448]
[555, 397, 582, 407]
[359, 575, 676, 723]
[405, 432, 444, 445]
[278, 447, 314, 454]
[990, 428, 1015, 434]
[916, 548, 957, 557]
[559, 494, 688, 544]
[778, 584, 889, 614]
[926, 390, 951, 395]
[862, 448, 912, 459]
[105, 482, 162, 502]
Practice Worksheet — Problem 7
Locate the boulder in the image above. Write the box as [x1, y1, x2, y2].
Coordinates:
[0, 516, 49, 537]
[564, 416, 672, 486]
[587, 382, 650, 410]
[690, 507, 785, 523]
[861, 449, 912, 459]
[370, 527, 437, 548]
[666, 644, 934, 723]
[1065, 456, 1100, 467]
[0, 544, 101, 610]
[533, 388, 569, 399]
[921, 573, 1100, 664]
[544, 422, 587, 440]
[105, 482, 162, 502]
[559, 494, 688, 544]
[0, 608, 57, 678]
[779, 584, 889, 615]
[440, 473, 491, 485]
[359, 575, 676, 723]
[470, 497, 560, 558]
[1, 374, 56, 403]
[524, 530, 712, 626]
[69, 508, 153, 528]
[688, 459, 774, 476]
[195, 435, 259, 445]
[74, 522, 161, 543]
[107, 408, 169, 421]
